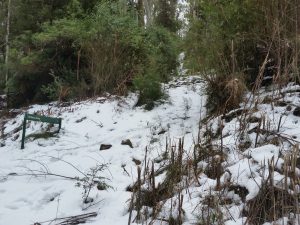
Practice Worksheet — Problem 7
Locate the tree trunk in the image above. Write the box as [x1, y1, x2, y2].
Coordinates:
[143, 0, 153, 26]
[137, 0, 144, 27]
[77, 49, 81, 81]
[5, 0, 11, 84]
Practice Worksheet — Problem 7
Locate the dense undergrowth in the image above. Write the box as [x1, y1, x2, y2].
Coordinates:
[127, 80, 300, 225]
[0, 0, 179, 109]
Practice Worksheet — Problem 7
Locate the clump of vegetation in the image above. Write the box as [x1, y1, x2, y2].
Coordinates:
[133, 73, 164, 110]
[133, 25, 179, 109]
[127, 139, 187, 224]
[0, 0, 179, 108]
[185, 0, 300, 115]
[204, 73, 247, 114]
[246, 183, 298, 225]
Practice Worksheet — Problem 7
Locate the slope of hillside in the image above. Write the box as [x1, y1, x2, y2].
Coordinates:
[1, 78, 300, 225]
[0, 76, 205, 225]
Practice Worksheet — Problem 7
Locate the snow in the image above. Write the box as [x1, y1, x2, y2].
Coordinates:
[0, 76, 205, 225]
[1, 77, 300, 225]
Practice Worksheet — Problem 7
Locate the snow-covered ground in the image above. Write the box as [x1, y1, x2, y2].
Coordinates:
[1, 77, 300, 225]
[0, 76, 205, 225]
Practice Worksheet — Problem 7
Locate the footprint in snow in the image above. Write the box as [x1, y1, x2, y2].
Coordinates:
[39, 192, 61, 205]
[5, 205, 19, 210]
[42, 186, 51, 191]
[15, 197, 32, 205]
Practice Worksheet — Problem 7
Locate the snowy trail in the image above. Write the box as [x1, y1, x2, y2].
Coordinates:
[3, 77, 300, 225]
[0, 77, 205, 225]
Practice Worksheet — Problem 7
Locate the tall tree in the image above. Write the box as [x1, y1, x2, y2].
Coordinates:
[154, 0, 178, 32]
[137, 0, 144, 27]
[4, 0, 11, 84]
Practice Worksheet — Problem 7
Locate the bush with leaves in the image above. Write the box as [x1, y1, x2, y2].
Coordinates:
[184, 0, 300, 115]
[82, 1, 147, 95]
[185, 0, 258, 76]
[6, 17, 86, 106]
[4, 0, 179, 107]
[132, 25, 179, 109]
[185, 0, 300, 83]
[133, 72, 164, 110]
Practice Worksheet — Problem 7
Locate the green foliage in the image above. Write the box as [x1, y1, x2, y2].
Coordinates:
[7, 17, 86, 106]
[185, 0, 259, 75]
[34, 19, 85, 43]
[83, 1, 179, 103]
[184, 0, 255, 113]
[133, 72, 164, 110]
[145, 26, 179, 81]
[132, 26, 179, 109]
[2, 0, 180, 107]
[83, 0, 146, 94]
[186, 0, 300, 85]
[41, 71, 64, 101]
[154, 0, 179, 33]
[184, 0, 300, 114]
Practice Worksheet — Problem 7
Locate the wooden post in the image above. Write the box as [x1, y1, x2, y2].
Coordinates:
[58, 118, 62, 131]
[21, 114, 27, 149]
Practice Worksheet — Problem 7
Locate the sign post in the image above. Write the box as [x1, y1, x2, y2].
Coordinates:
[21, 113, 62, 149]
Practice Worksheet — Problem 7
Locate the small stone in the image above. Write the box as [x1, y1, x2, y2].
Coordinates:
[97, 183, 107, 190]
[286, 105, 292, 111]
[75, 116, 87, 123]
[100, 144, 112, 150]
[275, 101, 288, 107]
[132, 158, 141, 165]
[83, 197, 94, 204]
[247, 116, 261, 123]
[0, 142, 5, 147]
[158, 129, 166, 135]
[8, 172, 17, 176]
[293, 107, 300, 117]
[121, 139, 133, 148]
[150, 138, 159, 144]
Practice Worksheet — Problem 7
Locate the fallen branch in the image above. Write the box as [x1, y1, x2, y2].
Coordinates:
[260, 129, 300, 146]
[33, 212, 97, 225]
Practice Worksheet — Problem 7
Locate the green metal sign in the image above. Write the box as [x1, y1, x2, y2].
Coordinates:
[21, 113, 62, 149]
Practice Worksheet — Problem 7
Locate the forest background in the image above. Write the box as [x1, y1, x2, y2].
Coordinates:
[0, 0, 299, 114]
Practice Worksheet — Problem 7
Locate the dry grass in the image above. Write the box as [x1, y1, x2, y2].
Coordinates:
[246, 184, 298, 225]
[127, 139, 189, 225]
[245, 148, 300, 225]
[203, 73, 247, 115]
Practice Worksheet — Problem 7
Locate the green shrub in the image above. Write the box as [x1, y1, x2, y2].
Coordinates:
[144, 26, 179, 82]
[83, 0, 147, 95]
[185, 0, 299, 87]
[3, 0, 179, 107]
[133, 72, 164, 110]
[132, 25, 179, 109]
[185, 0, 259, 76]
